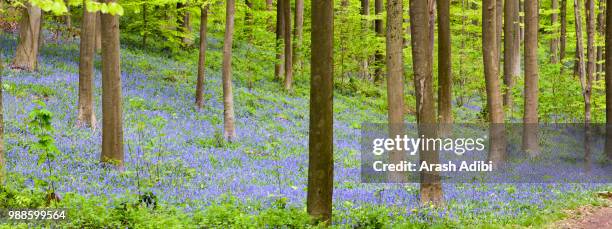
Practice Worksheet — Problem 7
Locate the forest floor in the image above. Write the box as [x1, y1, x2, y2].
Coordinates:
[551, 193, 612, 229]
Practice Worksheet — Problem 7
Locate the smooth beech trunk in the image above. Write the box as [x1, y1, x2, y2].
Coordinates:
[77, 1, 97, 129]
[437, 0, 452, 133]
[386, 0, 405, 182]
[307, 0, 334, 224]
[222, 0, 236, 140]
[293, 0, 304, 70]
[100, 0, 124, 168]
[95, 12, 102, 51]
[523, 0, 540, 154]
[410, 0, 443, 206]
[274, 0, 285, 81]
[483, 0, 508, 168]
[12, 4, 41, 71]
[596, 0, 604, 76]
[504, 0, 521, 108]
[196, 6, 208, 109]
[373, 0, 384, 83]
[605, 0, 612, 160]
[585, 0, 595, 123]
[551, 0, 560, 63]
[282, 0, 293, 90]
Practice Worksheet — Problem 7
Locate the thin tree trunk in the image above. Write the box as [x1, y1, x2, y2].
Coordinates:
[575, 0, 588, 121]
[142, 3, 147, 48]
[596, 0, 604, 77]
[504, 0, 521, 108]
[64, 0, 72, 30]
[222, 0, 236, 140]
[560, 0, 568, 64]
[483, 0, 508, 169]
[585, 0, 595, 122]
[77, 1, 97, 129]
[267, 0, 273, 10]
[196, 6, 208, 109]
[386, 0, 405, 183]
[100, 0, 124, 169]
[496, 0, 503, 62]
[283, 0, 293, 90]
[373, 0, 384, 83]
[274, 0, 285, 81]
[307, 0, 334, 224]
[360, 0, 370, 79]
[604, 0, 612, 160]
[293, 0, 304, 70]
[177, 3, 192, 46]
[12, 4, 41, 71]
[551, 0, 560, 63]
[519, 0, 525, 42]
[523, 0, 540, 154]
[410, 0, 443, 206]
[437, 0, 452, 133]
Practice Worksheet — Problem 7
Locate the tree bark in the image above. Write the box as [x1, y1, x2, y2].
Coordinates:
[410, 0, 443, 206]
[596, 0, 604, 77]
[196, 6, 208, 109]
[95, 12, 102, 51]
[267, 0, 273, 10]
[274, 0, 285, 81]
[77, 1, 97, 129]
[605, 0, 612, 160]
[496, 0, 503, 62]
[437, 0, 452, 133]
[12, 4, 41, 71]
[360, 0, 370, 79]
[100, 0, 124, 168]
[283, 0, 293, 90]
[523, 0, 540, 154]
[483, 0, 508, 168]
[551, 0, 560, 63]
[307, 0, 334, 224]
[386, 0, 405, 183]
[560, 0, 568, 64]
[585, 0, 595, 123]
[373, 0, 384, 83]
[177, 3, 192, 46]
[222, 0, 236, 140]
[293, 0, 304, 70]
[504, 0, 521, 108]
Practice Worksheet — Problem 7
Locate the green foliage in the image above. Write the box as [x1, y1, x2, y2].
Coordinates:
[28, 101, 60, 195]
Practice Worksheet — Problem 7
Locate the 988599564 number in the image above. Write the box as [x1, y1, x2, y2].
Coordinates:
[1, 209, 67, 222]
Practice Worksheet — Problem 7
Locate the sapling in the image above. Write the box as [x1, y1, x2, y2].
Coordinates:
[28, 100, 61, 204]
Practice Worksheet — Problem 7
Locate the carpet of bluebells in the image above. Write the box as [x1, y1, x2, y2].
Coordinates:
[1, 32, 611, 227]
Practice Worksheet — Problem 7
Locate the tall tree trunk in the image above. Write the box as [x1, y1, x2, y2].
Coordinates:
[12, 4, 41, 71]
[496, 0, 503, 62]
[373, 0, 384, 83]
[274, 0, 285, 81]
[283, 0, 293, 90]
[222, 0, 236, 140]
[483, 0, 508, 169]
[410, 0, 443, 206]
[437, 0, 452, 132]
[77, 1, 97, 129]
[360, 0, 370, 79]
[551, 0, 560, 63]
[100, 0, 124, 168]
[196, 6, 208, 109]
[604, 0, 612, 160]
[519, 0, 525, 42]
[596, 0, 604, 77]
[523, 0, 540, 154]
[386, 0, 405, 183]
[560, 0, 568, 64]
[307, 0, 334, 224]
[64, 0, 72, 30]
[142, 3, 147, 48]
[293, 0, 304, 70]
[504, 0, 521, 108]
[95, 12, 102, 51]
[585, 0, 595, 122]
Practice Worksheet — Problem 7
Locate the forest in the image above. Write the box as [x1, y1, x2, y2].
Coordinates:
[0, 0, 612, 227]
